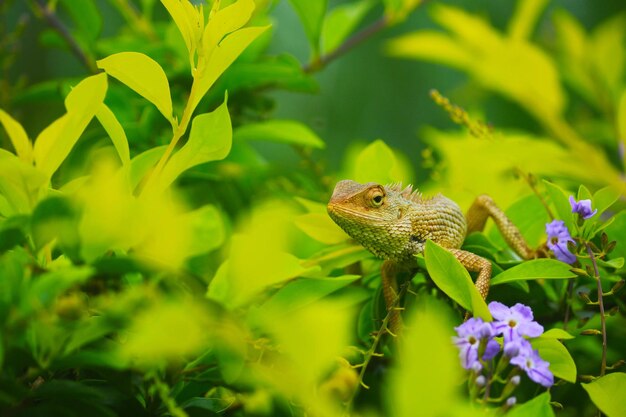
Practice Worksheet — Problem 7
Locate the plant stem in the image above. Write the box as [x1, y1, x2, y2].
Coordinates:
[344, 283, 407, 415]
[31, 0, 97, 73]
[585, 243, 607, 377]
[303, 15, 390, 73]
[562, 279, 575, 331]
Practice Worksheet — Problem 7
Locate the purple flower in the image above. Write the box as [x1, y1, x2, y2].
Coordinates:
[453, 318, 500, 370]
[569, 196, 597, 220]
[509, 344, 554, 387]
[546, 220, 577, 264]
[488, 302, 544, 343]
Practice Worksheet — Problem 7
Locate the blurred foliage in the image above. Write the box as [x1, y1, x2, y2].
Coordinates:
[0, 0, 625, 416]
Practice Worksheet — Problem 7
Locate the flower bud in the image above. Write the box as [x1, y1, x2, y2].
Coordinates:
[475, 375, 486, 387]
[510, 375, 521, 386]
[611, 280, 625, 294]
[471, 361, 483, 373]
[504, 342, 520, 357]
[506, 397, 517, 408]
[581, 329, 602, 336]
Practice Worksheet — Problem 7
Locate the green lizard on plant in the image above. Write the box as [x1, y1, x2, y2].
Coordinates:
[327, 180, 538, 332]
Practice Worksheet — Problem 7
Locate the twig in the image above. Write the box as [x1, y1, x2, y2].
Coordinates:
[585, 243, 607, 377]
[303, 15, 390, 73]
[343, 282, 407, 415]
[31, 0, 97, 73]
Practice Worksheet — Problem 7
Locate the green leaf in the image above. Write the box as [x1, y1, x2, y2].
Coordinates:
[207, 234, 311, 309]
[349, 139, 412, 185]
[424, 240, 491, 320]
[507, 392, 554, 417]
[31, 196, 80, 259]
[258, 275, 360, 316]
[491, 259, 576, 285]
[0, 215, 28, 254]
[0, 108, 33, 163]
[508, 0, 549, 40]
[531, 337, 577, 383]
[97, 52, 173, 122]
[34, 73, 108, 178]
[287, 0, 327, 52]
[578, 184, 593, 201]
[191, 25, 269, 115]
[619, 89, 626, 168]
[294, 212, 349, 244]
[387, 299, 464, 417]
[582, 373, 626, 417]
[157, 96, 231, 192]
[593, 184, 624, 216]
[486, 193, 551, 250]
[597, 257, 624, 269]
[59, 0, 102, 43]
[95, 103, 130, 166]
[322, 0, 375, 53]
[128, 145, 167, 190]
[0, 149, 47, 215]
[541, 328, 575, 340]
[543, 180, 574, 229]
[234, 119, 324, 148]
[24, 267, 93, 313]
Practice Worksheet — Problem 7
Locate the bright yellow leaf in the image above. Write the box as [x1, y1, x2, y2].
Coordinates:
[97, 52, 173, 123]
[0, 109, 33, 163]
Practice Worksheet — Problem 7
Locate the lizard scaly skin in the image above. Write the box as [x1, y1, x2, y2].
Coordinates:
[327, 180, 535, 330]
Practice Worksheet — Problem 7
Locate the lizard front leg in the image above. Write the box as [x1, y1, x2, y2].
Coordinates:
[448, 248, 492, 300]
[381, 260, 403, 336]
[466, 194, 535, 260]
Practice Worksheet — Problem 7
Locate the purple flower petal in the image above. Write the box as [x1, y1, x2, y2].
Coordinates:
[570, 196, 598, 220]
[488, 301, 510, 320]
[483, 339, 500, 361]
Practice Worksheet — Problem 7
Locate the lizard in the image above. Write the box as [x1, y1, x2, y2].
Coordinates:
[326, 180, 537, 333]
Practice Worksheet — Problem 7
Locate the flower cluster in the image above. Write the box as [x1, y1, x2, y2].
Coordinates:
[453, 302, 554, 392]
[545, 196, 598, 264]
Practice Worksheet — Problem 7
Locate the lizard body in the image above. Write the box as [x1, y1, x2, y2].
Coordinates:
[327, 180, 535, 330]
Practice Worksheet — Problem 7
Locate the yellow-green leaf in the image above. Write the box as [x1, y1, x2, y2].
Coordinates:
[294, 213, 349, 244]
[156, 96, 231, 192]
[582, 372, 626, 417]
[191, 25, 269, 115]
[349, 139, 412, 185]
[160, 0, 202, 63]
[507, 393, 555, 417]
[0, 109, 33, 163]
[202, 0, 255, 53]
[234, 119, 325, 148]
[34, 73, 107, 178]
[97, 52, 173, 122]
[508, 0, 549, 40]
[424, 240, 491, 320]
[96, 103, 130, 166]
[387, 299, 463, 417]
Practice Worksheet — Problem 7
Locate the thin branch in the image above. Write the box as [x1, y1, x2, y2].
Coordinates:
[586, 243, 607, 377]
[31, 0, 97, 73]
[303, 15, 390, 73]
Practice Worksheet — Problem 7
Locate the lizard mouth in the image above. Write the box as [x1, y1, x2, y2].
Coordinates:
[326, 203, 385, 224]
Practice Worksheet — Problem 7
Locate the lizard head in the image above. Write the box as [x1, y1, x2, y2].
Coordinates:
[327, 180, 414, 261]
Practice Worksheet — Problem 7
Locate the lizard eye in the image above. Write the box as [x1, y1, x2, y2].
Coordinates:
[369, 190, 385, 207]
